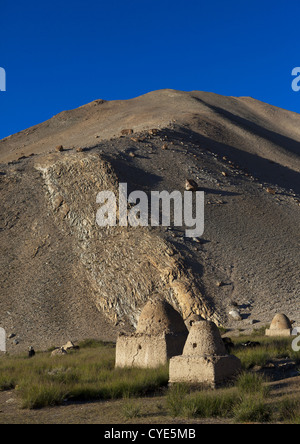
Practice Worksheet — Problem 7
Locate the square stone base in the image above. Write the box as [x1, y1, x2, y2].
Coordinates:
[265, 329, 292, 337]
[169, 354, 242, 387]
[115, 333, 187, 369]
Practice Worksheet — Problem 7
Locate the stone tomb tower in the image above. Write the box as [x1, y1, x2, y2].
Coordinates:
[115, 298, 188, 368]
[169, 320, 241, 387]
[266, 314, 293, 337]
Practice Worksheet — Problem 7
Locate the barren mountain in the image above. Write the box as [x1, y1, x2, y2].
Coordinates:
[0, 89, 299, 352]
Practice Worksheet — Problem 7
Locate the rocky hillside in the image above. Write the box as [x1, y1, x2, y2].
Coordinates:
[0, 90, 299, 352]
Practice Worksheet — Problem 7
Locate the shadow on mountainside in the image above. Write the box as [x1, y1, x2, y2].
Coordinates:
[193, 96, 300, 157]
[166, 126, 300, 195]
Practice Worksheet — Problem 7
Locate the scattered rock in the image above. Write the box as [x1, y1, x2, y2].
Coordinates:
[254, 359, 299, 380]
[53, 195, 64, 210]
[60, 203, 70, 219]
[51, 348, 67, 357]
[185, 179, 198, 192]
[148, 129, 159, 136]
[62, 341, 79, 351]
[55, 145, 64, 152]
[6, 398, 16, 405]
[121, 129, 134, 136]
[266, 187, 276, 195]
[192, 237, 201, 243]
[240, 341, 261, 348]
[229, 309, 242, 321]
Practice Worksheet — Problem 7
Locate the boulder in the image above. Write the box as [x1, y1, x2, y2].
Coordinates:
[63, 341, 76, 351]
[229, 309, 242, 321]
[51, 347, 67, 357]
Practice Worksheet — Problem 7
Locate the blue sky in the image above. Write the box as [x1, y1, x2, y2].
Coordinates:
[0, 0, 300, 139]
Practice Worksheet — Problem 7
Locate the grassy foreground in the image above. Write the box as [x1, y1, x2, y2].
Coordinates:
[0, 340, 168, 409]
[0, 336, 299, 423]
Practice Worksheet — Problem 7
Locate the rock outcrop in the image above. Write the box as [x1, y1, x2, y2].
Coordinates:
[35, 152, 216, 327]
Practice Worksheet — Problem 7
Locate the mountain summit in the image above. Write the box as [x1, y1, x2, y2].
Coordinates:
[0, 90, 299, 352]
